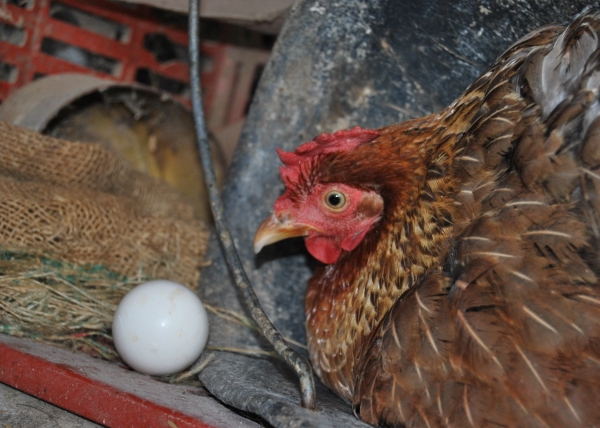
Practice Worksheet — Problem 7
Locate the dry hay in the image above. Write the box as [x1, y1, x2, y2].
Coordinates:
[0, 251, 140, 359]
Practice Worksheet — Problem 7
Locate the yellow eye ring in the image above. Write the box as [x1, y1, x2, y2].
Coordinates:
[324, 190, 347, 211]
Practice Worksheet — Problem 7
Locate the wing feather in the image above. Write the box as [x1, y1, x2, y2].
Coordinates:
[355, 11, 600, 427]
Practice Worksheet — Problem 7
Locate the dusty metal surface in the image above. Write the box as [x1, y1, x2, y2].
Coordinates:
[197, 0, 592, 427]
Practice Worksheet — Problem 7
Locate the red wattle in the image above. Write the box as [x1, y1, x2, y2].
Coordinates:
[305, 236, 342, 264]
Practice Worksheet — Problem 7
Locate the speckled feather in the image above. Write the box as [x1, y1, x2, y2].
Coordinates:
[297, 11, 600, 427]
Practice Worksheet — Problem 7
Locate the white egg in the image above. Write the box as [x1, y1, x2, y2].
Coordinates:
[112, 280, 209, 376]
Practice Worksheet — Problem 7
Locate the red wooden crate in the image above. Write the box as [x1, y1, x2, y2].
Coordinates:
[0, 0, 268, 127]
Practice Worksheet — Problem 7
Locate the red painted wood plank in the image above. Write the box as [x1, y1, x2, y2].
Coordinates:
[0, 342, 214, 428]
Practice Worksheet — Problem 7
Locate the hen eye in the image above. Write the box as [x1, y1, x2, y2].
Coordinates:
[324, 190, 347, 210]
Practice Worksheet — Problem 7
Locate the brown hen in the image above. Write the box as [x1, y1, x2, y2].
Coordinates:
[255, 11, 600, 427]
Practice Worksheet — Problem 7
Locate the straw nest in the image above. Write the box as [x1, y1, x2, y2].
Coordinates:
[0, 250, 144, 360]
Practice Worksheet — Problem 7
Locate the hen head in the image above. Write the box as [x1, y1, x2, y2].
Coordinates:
[254, 126, 384, 264]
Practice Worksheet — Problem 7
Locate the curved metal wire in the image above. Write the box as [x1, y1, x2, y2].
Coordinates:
[187, 0, 316, 409]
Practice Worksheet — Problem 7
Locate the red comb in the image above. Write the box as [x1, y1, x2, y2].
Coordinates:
[277, 126, 379, 166]
[276, 126, 379, 187]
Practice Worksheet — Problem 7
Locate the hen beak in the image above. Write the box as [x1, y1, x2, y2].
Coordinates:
[254, 213, 315, 254]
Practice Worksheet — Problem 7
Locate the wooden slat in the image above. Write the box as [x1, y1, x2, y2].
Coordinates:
[0, 334, 259, 428]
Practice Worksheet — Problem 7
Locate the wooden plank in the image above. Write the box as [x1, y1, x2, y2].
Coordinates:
[0, 334, 260, 428]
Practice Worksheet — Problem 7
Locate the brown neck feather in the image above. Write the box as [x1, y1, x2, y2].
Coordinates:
[301, 19, 564, 404]
[304, 95, 486, 399]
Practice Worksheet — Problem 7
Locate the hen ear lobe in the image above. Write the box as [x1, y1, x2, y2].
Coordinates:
[341, 192, 384, 252]
[356, 192, 384, 219]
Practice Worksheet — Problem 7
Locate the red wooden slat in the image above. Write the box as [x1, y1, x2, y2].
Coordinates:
[155, 62, 190, 82]
[0, 3, 37, 24]
[0, 342, 215, 428]
[0, 82, 12, 100]
[31, 53, 112, 78]
[58, 0, 154, 28]
[44, 19, 128, 57]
